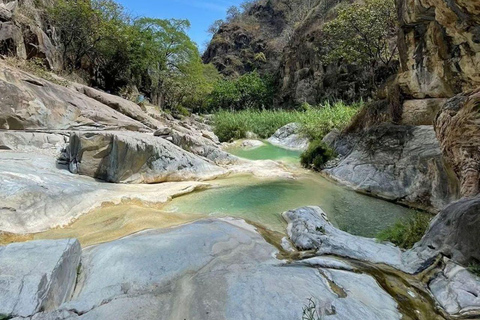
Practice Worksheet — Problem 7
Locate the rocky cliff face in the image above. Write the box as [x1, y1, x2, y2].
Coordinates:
[276, 0, 383, 106]
[202, 0, 290, 77]
[0, 0, 61, 69]
[204, 0, 397, 106]
[395, 0, 480, 197]
[396, 0, 480, 100]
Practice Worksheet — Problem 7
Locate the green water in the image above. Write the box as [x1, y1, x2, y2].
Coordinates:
[164, 143, 415, 237]
[164, 174, 412, 238]
[226, 141, 302, 164]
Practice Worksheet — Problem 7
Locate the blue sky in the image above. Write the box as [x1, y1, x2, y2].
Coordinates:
[116, 0, 244, 51]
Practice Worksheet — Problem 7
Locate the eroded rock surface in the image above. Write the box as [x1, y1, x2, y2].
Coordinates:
[429, 259, 480, 316]
[397, 0, 480, 99]
[435, 88, 480, 197]
[0, 150, 210, 233]
[267, 123, 309, 151]
[0, 239, 81, 318]
[17, 219, 401, 320]
[324, 124, 459, 211]
[0, 0, 62, 70]
[283, 206, 407, 270]
[0, 62, 149, 131]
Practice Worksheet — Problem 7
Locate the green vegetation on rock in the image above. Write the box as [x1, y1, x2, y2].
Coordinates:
[300, 140, 335, 171]
[376, 211, 431, 249]
[468, 264, 480, 277]
[213, 102, 359, 142]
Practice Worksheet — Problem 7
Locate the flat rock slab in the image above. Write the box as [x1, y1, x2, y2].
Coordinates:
[22, 219, 401, 320]
[0, 239, 81, 318]
[0, 150, 209, 233]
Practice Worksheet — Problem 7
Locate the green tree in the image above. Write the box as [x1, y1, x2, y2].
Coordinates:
[206, 71, 274, 111]
[49, 0, 100, 70]
[321, 0, 398, 86]
[129, 18, 200, 107]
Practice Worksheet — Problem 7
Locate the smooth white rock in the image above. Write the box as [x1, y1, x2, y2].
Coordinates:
[0, 239, 81, 318]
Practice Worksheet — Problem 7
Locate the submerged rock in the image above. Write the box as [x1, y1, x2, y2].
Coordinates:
[239, 139, 265, 149]
[324, 124, 459, 211]
[268, 123, 309, 151]
[0, 239, 81, 318]
[20, 219, 401, 320]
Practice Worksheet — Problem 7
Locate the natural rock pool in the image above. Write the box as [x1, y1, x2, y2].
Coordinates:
[21, 141, 415, 246]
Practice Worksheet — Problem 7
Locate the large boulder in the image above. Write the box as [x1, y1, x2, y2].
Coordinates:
[66, 131, 226, 183]
[23, 219, 402, 320]
[324, 124, 459, 211]
[411, 196, 480, 267]
[283, 206, 409, 271]
[0, 239, 81, 318]
[435, 88, 480, 197]
[267, 123, 309, 151]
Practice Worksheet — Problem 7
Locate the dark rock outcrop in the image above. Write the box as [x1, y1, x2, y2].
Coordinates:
[396, 0, 480, 100]
[202, 1, 289, 77]
[0, 0, 61, 70]
[413, 196, 480, 266]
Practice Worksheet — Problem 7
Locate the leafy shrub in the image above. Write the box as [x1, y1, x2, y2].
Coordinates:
[300, 140, 336, 170]
[206, 71, 274, 111]
[376, 211, 431, 249]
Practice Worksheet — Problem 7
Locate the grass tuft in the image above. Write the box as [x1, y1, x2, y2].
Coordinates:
[376, 211, 431, 249]
[468, 264, 480, 277]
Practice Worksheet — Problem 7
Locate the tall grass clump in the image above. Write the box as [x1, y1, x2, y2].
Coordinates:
[213, 101, 360, 142]
[376, 211, 432, 249]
